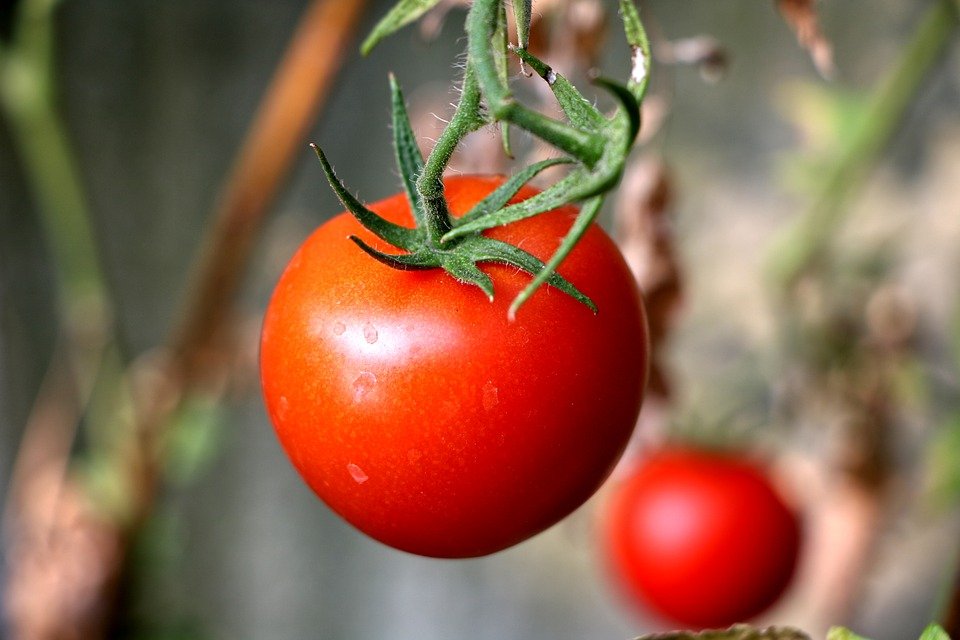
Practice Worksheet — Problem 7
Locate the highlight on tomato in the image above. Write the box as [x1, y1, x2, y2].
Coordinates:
[260, 175, 649, 558]
[600, 447, 802, 628]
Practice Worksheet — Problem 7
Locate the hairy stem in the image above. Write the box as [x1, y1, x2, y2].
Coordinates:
[417, 68, 483, 244]
[466, 0, 605, 166]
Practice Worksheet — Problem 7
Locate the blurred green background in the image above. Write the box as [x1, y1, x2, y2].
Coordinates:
[1, 1, 959, 638]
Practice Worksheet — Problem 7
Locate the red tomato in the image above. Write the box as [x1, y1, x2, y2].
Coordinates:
[601, 448, 801, 628]
[260, 175, 649, 558]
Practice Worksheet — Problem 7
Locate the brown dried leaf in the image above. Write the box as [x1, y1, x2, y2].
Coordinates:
[777, 0, 836, 79]
[614, 156, 683, 401]
[3, 472, 123, 640]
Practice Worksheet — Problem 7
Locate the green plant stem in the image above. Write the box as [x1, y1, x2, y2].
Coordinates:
[0, 2, 107, 307]
[770, 0, 958, 287]
[466, 0, 605, 166]
[416, 68, 483, 244]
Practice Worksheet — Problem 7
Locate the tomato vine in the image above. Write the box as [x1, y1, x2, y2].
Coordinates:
[317, 0, 652, 318]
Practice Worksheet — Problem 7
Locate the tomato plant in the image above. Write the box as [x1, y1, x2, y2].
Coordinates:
[601, 448, 801, 628]
[260, 175, 649, 558]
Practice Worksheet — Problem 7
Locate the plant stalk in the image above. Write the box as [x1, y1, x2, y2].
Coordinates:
[770, 0, 958, 286]
[416, 68, 483, 244]
[466, 0, 605, 166]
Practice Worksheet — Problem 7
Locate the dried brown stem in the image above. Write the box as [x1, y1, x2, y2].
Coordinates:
[170, 0, 368, 384]
[3, 1, 368, 637]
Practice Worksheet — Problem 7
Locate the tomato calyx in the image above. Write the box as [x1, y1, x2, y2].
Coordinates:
[311, 78, 593, 313]
[318, 0, 653, 318]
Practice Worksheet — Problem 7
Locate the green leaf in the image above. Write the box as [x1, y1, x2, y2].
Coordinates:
[312, 144, 419, 248]
[389, 74, 427, 227]
[361, 0, 445, 56]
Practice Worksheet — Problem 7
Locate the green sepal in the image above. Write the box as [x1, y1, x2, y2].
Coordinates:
[348, 236, 436, 270]
[313, 144, 419, 248]
[349, 231, 595, 315]
[508, 195, 604, 318]
[446, 169, 581, 238]
[512, 47, 606, 132]
[513, 0, 532, 50]
[619, 0, 652, 103]
[443, 72, 639, 241]
[466, 0, 606, 167]
[457, 157, 572, 227]
[460, 235, 597, 317]
[361, 0, 445, 56]
[389, 74, 427, 227]
[594, 75, 642, 146]
[439, 253, 495, 300]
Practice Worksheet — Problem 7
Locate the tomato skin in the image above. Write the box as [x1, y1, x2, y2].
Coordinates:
[260, 175, 649, 558]
[602, 449, 801, 628]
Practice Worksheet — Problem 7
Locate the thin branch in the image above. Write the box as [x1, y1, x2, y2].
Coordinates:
[3, 1, 369, 637]
[169, 0, 369, 383]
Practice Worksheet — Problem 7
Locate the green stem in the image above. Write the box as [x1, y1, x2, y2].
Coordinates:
[466, 0, 605, 166]
[0, 0, 108, 310]
[770, 0, 958, 287]
[417, 67, 483, 245]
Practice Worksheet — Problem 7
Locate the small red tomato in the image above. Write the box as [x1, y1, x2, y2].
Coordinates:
[260, 175, 649, 558]
[601, 448, 801, 628]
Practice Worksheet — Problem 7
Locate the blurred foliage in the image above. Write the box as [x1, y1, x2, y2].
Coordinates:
[775, 81, 870, 194]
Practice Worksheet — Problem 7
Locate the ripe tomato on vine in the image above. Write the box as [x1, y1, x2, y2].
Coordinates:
[261, 176, 649, 557]
[260, 0, 654, 556]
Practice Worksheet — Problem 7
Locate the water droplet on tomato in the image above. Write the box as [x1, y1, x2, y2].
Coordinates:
[363, 322, 378, 344]
[333, 322, 346, 336]
[353, 371, 377, 401]
[347, 463, 368, 484]
[278, 395, 290, 419]
[482, 381, 499, 410]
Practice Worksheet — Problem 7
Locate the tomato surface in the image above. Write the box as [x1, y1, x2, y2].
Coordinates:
[601, 448, 801, 628]
[260, 175, 648, 558]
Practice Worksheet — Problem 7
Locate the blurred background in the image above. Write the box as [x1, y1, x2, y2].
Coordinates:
[1, 0, 959, 638]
